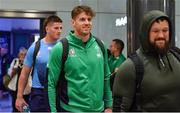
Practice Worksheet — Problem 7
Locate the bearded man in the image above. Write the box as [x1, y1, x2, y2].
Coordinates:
[113, 10, 180, 112]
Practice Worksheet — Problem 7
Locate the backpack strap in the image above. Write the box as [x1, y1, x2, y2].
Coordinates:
[129, 53, 144, 89]
[32, 40, 41, 77]
[16, 61, 23, 91]
[13, 58, 18, 67]
[60, 38, 69, 70]
[128, 52, 144, 111]
[94, 37, 105, 56]
[56, 38, 69, 111]
[169, 46, 180, 62]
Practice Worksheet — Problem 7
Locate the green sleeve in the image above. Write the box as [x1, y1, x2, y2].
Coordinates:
[48, 42, 63, 112]
[103, 46, 113, 108]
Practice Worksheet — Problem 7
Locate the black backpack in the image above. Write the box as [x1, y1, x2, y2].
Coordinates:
[32, 37, 105, 111]
[128, 47, 180, 111]
[31, 39, 41, 77]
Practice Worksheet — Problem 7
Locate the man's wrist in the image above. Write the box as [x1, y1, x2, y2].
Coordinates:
[17, 94, 23, 99]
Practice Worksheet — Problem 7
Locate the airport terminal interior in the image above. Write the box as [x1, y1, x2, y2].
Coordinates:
[0, 0, 180, 112]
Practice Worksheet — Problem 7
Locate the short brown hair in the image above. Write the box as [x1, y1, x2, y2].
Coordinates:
[43, 15, 62, 33]
[71, 5, 95, 19]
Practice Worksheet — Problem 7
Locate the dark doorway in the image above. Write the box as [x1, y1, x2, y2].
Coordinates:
[0, 10, 55, 57]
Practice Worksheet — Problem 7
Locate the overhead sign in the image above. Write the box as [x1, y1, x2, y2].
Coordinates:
[116, 16, 127, 26]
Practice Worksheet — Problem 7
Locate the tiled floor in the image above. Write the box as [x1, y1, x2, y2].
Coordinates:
[0, 91, 12, 112]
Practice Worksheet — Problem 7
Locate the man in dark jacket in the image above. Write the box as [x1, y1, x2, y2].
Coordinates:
[113, 10, 180, 112]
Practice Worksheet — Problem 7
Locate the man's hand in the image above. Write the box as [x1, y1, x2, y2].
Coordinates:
[15, 96, 28, 112]
[105, 108, 112, 113]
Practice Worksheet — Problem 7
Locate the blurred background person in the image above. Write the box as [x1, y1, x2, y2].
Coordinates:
[8, 47, 31, 112]
[0, 43, 13, 98]
[0, 43, 13, 112]
[109, 39, 126, 90]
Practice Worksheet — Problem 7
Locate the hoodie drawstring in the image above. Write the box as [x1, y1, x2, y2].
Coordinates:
[156, 56, 161, 70]
[159, 54, 165, 68]
[166, 55, 173, 71]
[157, 54, 173, 71]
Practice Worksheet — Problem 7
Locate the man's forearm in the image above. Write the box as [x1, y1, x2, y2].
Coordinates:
[17, 74, 28, 98]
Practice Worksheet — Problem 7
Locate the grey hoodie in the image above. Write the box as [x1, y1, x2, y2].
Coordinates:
[139, 10, 172, 54]
[113, 10, 180, 112]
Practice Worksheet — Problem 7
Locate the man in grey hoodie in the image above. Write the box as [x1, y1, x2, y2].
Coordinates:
[113, 10, 180, 112]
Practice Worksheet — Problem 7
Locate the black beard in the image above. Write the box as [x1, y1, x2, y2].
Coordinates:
[150, 39, 169, 55]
